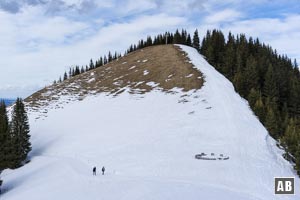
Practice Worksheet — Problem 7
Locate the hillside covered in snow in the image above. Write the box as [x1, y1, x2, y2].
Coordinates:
[1, 45, 299, 200]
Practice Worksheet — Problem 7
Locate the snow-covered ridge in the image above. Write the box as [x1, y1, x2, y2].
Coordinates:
[1, 45, 299, 200]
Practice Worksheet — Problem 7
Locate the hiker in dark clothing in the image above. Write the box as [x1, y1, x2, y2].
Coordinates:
[102, 166, 105, 175]
[93, 167, 96, 176]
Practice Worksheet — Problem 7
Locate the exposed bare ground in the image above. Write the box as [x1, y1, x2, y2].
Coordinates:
[25, 45, 204, 111]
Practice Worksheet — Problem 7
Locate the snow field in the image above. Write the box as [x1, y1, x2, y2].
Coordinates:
[1, 45, 299, 200]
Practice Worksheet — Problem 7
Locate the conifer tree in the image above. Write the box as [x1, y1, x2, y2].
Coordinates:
[146, 36, 153, 46]
[295, 146, 300, 175]
[200, 29, 226, 69]
[0, 100, 9, 170]
[265, 99, 280, 138]
[89, 59, 95, 70]
[253, 96, 265, 122]
[263, 64, 279, 102]
[265, 107, 277, 137]
[0, 100, 8, 137]
[281, 108, 289, 134]
[186, 34, 192, 46]
[69, 68, 72, 77]
[103, 55, 107, 65]
[80, 66, 85, 73]
[10, 98, 31, 168]
[99, 57, 103, 66]
[128, 45, 133, 53]
[288, 77, 300, 116]
[244, 55, 258, 93]
[192, 29, 200, 51]
[248, 88, 260, 108]
[74, 66, 80, 75]
[108, 52, 112, 62]
[181, 29, 187, 44]
[173, 29, 181, 44]
[63, 72, 68, 81]
[233, 70, 243, 93]
[282, 118, 298, 155]
[223, 32, 236, 79]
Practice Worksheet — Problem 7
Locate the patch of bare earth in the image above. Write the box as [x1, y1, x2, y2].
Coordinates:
[25, 45, 204, 112]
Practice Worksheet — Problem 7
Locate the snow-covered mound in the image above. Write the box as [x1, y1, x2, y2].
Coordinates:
[1, 45, 299, 200]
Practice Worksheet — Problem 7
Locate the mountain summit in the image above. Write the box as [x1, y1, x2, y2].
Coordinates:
[25, 45, 203, 118]
[1, 45, 299, 200]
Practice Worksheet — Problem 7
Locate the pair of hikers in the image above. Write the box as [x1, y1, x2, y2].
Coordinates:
[93, 166, 105, 176]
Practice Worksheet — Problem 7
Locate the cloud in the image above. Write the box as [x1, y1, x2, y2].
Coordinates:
[78, 0, 98, 12]
[120, 0, 157, 13]
[204, 9, 242, 24]
[0, 0, 47, 13]
[0, 1, 20, 13]
[0, 0, 99, 15]
[0, 5, 91, 52]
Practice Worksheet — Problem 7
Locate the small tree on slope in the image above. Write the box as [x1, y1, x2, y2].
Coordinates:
[10, 98, 31, 168]
[192, 29, 200, 51]
[0, 100, 10, 171]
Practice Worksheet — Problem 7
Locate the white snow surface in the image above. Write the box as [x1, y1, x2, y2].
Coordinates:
[1, 45, 299, 200]
[185, 73, 194, 78]
[143, 70, 149, 75]
[87, 78, 95, 83]
[129, 65, 136, 70]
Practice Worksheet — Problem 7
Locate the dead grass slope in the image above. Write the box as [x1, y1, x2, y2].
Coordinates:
[25, 45, 203, 111]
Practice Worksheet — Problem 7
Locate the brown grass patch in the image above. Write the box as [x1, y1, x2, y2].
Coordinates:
[25, 45, 204, 108]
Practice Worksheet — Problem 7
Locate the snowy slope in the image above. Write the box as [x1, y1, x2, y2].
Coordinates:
[1, 45, 299, 200]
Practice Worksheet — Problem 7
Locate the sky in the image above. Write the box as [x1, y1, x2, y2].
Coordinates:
[0, 0, 299, 98]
